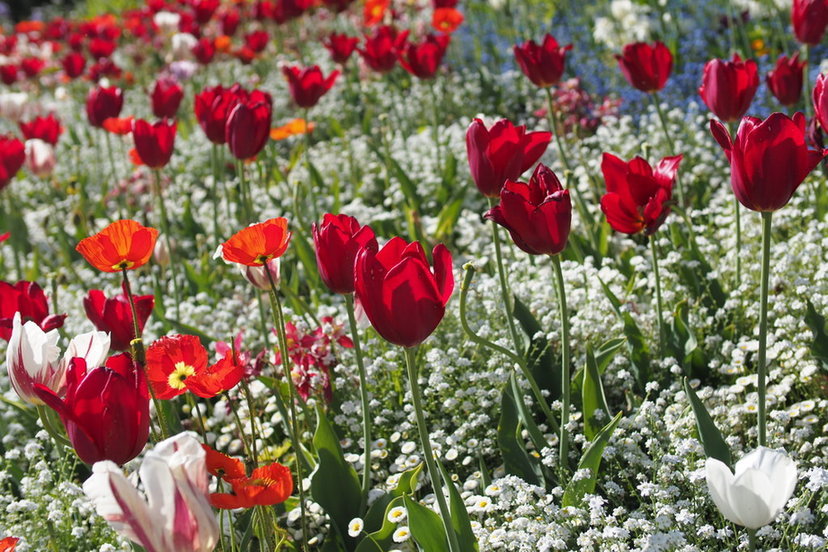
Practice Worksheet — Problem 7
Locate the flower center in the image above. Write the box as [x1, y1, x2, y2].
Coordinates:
[112, 260, 135, 271]
[255, 254, 272, 265]
[168, 361, 195, 390]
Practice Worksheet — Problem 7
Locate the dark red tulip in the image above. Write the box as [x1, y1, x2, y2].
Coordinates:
[396, 32, 450, 80]
[88, 38, 116, 60]
[324, 33, 359, 64]
[698, 54, 759, 122]
[0, 64, 18, 85]
[354, 238, 454, 348]
[225, 92, 273, 160]
[194, 85, 238, 144]
[193, 37, 216, 64]
[61, 52, 86, 78]
[132, 119, 176, 169]
[84, 287, 154, 351]
[254, 0, 275, 20]
[282, 65, 339, 108]
[600, 153, 682, 235]
[484, 164, 571, 255]
[151, 77, 184, 119]
[323, 0, 355, 12]
[359, 25, 398, 73]
[312, 214, 377, 294]
[766, 53, 805, 107]
[434, 0, 459, 6]
[513, 34, 572, 88]
[616, 41, 672, 93]
[193, 0, 220, 23]
[274, 0, 314, 22]
[813, 73, 828, 132]
[0, 280, 66, 342]
[0, 136, 25, 191]
[244, 30, 269, 53]
[792, 0, 828, 45]
[221, 9, 241, 35]
[86, 85, 124, 128]
[710, 112, 826, 212]
[87, 58, 122, 82]
[466, 118, 551, 197]
[35, 355, 150, 466]
[20, 114, 61, 146]
[20, 58, 45, 78]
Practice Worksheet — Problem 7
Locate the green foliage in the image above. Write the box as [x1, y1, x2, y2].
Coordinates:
[561, 411, 623, 508]
[683, 378, 732, 468]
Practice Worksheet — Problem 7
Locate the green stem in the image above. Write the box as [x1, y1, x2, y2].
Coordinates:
[550, 255, 570, 470]
[346, 293, 372, 514]
[734, 196, 742, 284]
[152, 170, 180, 320]
[429, 79, 442, 174]
[488, 198, 522, 354]
[403, 347, 461, 552]
[544, 87, 573, 172]
[211, 144, 222, 245]
[185, 393, 208, 443]
[649, 235, 666, 355]
[803, 44, 811, 119]
[757, 211, 772, 447]
[748, 528, 758, 552]
[650, 92, 685, 206]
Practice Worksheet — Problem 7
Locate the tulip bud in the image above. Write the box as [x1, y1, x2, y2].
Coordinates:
[171, 33, 198, 60]
[25, 139, 57, 178]
[154, 11, 182, 34]
[153, 235, 170, 266]
[240, 257, 280, 290]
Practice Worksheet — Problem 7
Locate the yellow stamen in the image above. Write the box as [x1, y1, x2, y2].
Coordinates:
[168, 361, 195, 390]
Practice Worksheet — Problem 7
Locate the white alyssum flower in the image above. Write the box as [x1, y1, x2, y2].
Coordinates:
[347, 517, 364, 538]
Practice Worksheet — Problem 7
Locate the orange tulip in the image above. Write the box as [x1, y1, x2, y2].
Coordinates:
[76, 220, 159, 273]
[221, 218, 291, 266]
[210, 462, 293, 509]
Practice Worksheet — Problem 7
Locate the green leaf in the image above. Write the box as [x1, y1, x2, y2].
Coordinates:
[598, 279, 651, 388]
[804, 299, 828, 369]
[363, 465, 422, 533]
[436, 459, 479, 551]
[434, 196, 464, 242]
[404, 495, 450, 552]
[310, 404, 363, 550]
[512, 295, 559, 399]
[683, 378, 732, 468]
[582, 346, 611, 441]
[355, 496, 406, 552]
[497, 382, 541, 485]
[571, 337, 625, 395]
[561, 411, 623, 508]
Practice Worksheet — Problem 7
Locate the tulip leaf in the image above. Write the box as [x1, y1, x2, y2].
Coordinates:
[434, 196, 464, 242]
[507, 374, 548, 460]
[671, 301, 707, 378]
[355, 496, 406, 552]
[804, 299, 828, 370]
[497, 381, 541, 486]
[363, 464, 422, 534]
[512, 294, 559, 399]
[403, 494, 451, 552]
[571, 337, 625, 395]
[598, 279, 652, 389]
[582, 345, 611, 441]
[290, 228, 322, 290]
[683, 378, 732, 468]
[310, 404, 362, 550]
[436, 458, 479, 551]
[561, 411, 623, 508]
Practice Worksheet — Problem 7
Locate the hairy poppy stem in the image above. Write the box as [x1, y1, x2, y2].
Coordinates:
[550, 255, 570, 470]
[757, 211, 772, 447]
[403, 346, 461, 552]
[345, 293, 372, 514]
[649, 235, 666, 356]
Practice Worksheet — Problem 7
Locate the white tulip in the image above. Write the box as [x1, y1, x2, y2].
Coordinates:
[705, 447, 797, 530]
[0, 92, 29, 121]
[171, 33, 198, 60]
[153, 11, 181, 34]
[24, 139, 57, 178]
[61, 330, 111, 373]
[83, 432, 219, 552]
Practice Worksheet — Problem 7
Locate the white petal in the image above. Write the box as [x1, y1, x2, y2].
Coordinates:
[62, 330, 111, 370]
[730, 469, 773, 529]
[705, 457, 743, 526]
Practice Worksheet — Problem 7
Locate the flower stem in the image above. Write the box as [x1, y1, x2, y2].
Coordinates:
[748, 528, 758, 552]
[757, 211, 772, 447]
[727, 121, 742, 285]
[211, 143, 222, 245]
[345, 293, 372, 514]
[429, 79, 442, 174]
[544, 87, 573, 172]
[550, 254, 570, 470]
[403, 347, 461, 552]
[650, 92, 685, 206]
[649, 235, 666, 355]
[152, 169, 180, 320]
[488, 198, 522, 354]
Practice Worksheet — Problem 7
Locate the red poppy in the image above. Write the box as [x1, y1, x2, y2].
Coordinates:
[364, 0, 390, 26]
[432, 8, 464, 33]
[221, 217, 291, 267]
[211, 462, 293, 509]
[102, 116, 135, 135]
[202, 444, 246, 480]
[0, 537, 18, 552]
[19, 114, 62, 145]
[282, 65, 339, 108]
[146, 334, 242, 399]
[0, 280, 67, 342]
[84, 286, 154, 351]
[76, 219, 159, 273]
[396, 32, 450, 80]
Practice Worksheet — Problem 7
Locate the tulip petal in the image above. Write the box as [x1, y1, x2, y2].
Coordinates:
[729, 469, 774, 529]
[705, 457, 743, 526]
[431, 244, 454, 304]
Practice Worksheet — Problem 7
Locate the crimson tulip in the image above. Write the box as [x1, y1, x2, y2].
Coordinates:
[324, 33, 359, 64]
[225, 93, 273, 160]
[84, 287, 154, 351]
[0, 64, 17, 85]
[354, 238, 454, 348]
[132, 119, 176, 169]
[767, 53, 805, 107]
[88, 38, 116, 59]
[792, 0, 828, 45]
[600, 153, 682, 235]
[221, 9, 241, 35]
[193, 0, 220, 24]
[61, 52, 86, 78]
[151, 78, 184, 119]
[616, 41, 672, 93]
[0, 280, 66, 342]
[396, 32, 450, 80]
[35, 355, 150, 465]
[86, 85, 124, 128]
[20, 114, 61, 146]
[465, 118, 551, 197]
[194, 85, 235, 144]
[710, 112, 826, 212]
[282, 65, 339, 108]
[813, 73, 828, 131]
[323, 0, 355, 12]
[484, 164, 571, 255]
[312, 214, 377, 294]
[359, 25, 398, 73]
[20, 58, 44, 78]
[244, 30, 269, 53]
[0, 135, 25, 191]
[513, 34, 572, 88]
[698, 54, 759, 122]
[193, 38, 216, 64]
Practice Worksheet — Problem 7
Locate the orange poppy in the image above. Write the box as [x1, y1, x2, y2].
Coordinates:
[215, 35, 232, 53]
[210, 462, 293, 509]
[76, 219, 159, 272]
[103, 116, 135, 135]
[364, 0, 389, 26]
[202, 444, 246, 480]
[221, 218, 291, 267]
[0, 537, 18, 552]
[433, 8, 464, 34]
[270, 118, 314, 141]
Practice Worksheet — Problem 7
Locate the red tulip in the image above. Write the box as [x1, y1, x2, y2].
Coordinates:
[0, 135, 25, 191]
[710, 112, 826, 212]
[84, 287, 154, 351]
[0, 280, 67, 342]
[131, 119, 176, 169]
[616, 41, 672, 93]
[87, 58, 122, 82]
[513, 34, 572, 88]
[225, 92, 273, 160]
[0, 64, 17, 85]
[88, 38, 116, 59]
[193, 37, 216, 64]
[244, 30, 269, 53]
[792, 0, 828, 45]
[86, 85, 124, 128]
[324, 33, 359, 64]
[221, 9, 241, 35]
[312, 214, 377, 294]
[698, 54, 759, 122]
[465, 118, 551, 197]
[20, 58, 45, 78]
[396, 32, 450, 80]
[61, 52, 86, 78]
[34, 354, 150, 465]
[20, 114, 62, 145]
[600, 153, 682, 235]
[194, 85, 236, 144]
[151, 78, 184, 119]
[484, 163, 571, 255]
[193, 0, 220, 24]
[358, 25, 398, 73]
[354, 238, 454, 348]
[282, 65, 339, 108]
[766, 53, 805, 107]
[434, 0, 458, 6]
[813, 73, 828, 132]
